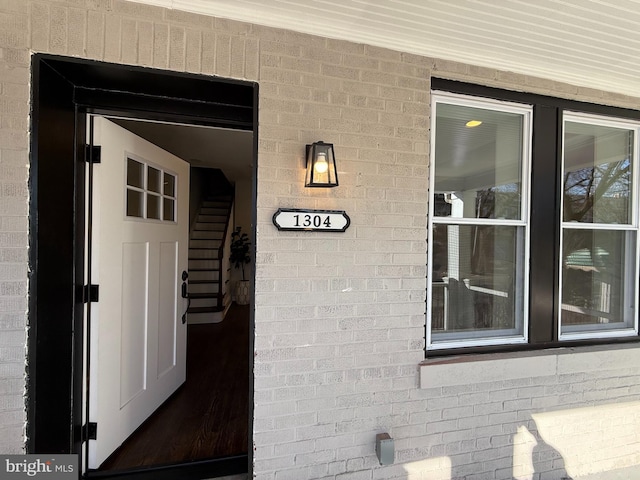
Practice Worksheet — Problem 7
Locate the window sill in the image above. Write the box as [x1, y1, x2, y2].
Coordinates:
[419, 343, 640, 389]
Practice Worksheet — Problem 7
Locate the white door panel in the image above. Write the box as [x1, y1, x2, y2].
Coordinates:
[87, 116, 189, 469]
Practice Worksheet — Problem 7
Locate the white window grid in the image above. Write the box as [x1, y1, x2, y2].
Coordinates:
[558, 111, 640, 341]
[125, 154, 178, 223]
[427, 91, 533, 350]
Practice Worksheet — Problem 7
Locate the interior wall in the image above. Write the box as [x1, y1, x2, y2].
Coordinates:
[189, 167, 206, 229]
[232, 177, 253, 285]
[2, 0, 640, 478]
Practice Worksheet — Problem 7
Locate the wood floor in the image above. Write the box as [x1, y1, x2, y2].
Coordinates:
[99, 304, 250, 472]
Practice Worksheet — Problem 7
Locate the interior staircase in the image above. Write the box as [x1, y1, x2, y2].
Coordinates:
[187, 195, 233, 324]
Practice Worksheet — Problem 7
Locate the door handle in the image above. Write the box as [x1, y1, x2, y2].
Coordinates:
[181, 270, 189, 324]
[181, 281, 188, 299]
[181, 270, 189, 298]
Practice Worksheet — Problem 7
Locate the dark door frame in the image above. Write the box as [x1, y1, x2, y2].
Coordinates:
[27, 54, 257, 480]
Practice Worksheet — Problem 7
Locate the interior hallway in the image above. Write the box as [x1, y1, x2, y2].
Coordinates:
[99, 304, 250, 472]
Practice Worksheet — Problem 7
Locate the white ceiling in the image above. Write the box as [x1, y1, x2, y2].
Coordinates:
[131, 0, 640, 98]
[111, 118, 253, 182]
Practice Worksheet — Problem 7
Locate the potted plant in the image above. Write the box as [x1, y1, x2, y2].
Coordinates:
[230, 226, 251, 305]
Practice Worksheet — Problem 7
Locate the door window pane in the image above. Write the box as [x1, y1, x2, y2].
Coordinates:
[147, 194, 160, 220]
[431, 224, 526, 343]
[563, 121, 633, 224]
[127, 158, 144, 188]
[126, 190, 143, 218]
[124, 158, 177, 223]
[163, 198, 175, 222]
[164, 173, 175, 197]
[561, 229, 636, 334]
[148, 166, 161, 193]
[434, 103, 525, 220]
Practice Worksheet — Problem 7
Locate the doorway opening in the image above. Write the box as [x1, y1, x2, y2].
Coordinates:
[27, 55, 257, 480]
[84, 114, 252, 474]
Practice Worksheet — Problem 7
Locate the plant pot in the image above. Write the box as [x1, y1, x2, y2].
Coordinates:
[235, 280, 251, 305]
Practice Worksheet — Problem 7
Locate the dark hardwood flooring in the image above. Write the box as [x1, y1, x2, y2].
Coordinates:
[99, 304, 250, 472]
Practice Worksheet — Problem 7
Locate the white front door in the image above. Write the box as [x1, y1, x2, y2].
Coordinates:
[87, 116, 190, 469]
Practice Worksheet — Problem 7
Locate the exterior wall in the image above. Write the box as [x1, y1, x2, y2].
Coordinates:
[0, 0, 639, 478]
[420, 347, 640, 479]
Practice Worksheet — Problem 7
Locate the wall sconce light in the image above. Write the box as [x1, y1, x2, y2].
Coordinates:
[305, 141, 339, 187]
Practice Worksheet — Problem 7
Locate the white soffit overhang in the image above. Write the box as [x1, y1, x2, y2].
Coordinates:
[130, 0, 640, 98]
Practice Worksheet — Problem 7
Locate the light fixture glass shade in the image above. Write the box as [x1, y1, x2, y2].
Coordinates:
[305, 141, 339, 187]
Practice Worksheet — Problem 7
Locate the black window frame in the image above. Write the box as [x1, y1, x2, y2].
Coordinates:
[428, 78, 640, 356]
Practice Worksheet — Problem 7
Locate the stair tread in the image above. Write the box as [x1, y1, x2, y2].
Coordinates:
[188, 292, 219, 299]
[187, 306, 226, 314]
[189, 280, 219, 284]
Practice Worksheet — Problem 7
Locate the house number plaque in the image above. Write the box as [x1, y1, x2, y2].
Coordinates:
[272, 208, 350, 232]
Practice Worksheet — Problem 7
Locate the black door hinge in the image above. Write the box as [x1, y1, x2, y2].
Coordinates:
[85, 145, 101, 164]
[83, 284, 99, 303]
[86, 422, 97, 441]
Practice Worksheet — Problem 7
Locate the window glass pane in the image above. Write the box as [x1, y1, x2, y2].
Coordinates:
[163, 198, 175, 222]
[430, 224, 526, 343]
[563, 122, 633, 224]
[127, 158, 144, 188]
[126, 189, 143, 217]
[148, 166, 161, 193]
[434, 103, 525, 220]
[561, 229, 636, 334]
[147, 193, 160, 219]
[164, 173, 175, 197]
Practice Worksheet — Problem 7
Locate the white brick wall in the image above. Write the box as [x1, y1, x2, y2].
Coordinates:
[0, 0, 640, 478]
[0, 0, 30, 454]
[419, 347, 640, 478]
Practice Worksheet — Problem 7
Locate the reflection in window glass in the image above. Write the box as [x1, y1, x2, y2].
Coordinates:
[148, 166, 161, 193]
[563, 122, 633, 224]
[434, 103, 524, 220]
[429, 93, 531, 349]
[561, 115, 638, 338]
[561, 229, 636, 334]
[127, 159, 144, 188]
[126, 190, 143, 218]
[431, 224, 526, 342]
